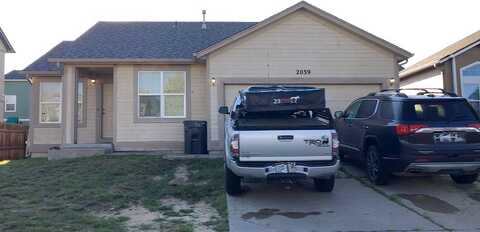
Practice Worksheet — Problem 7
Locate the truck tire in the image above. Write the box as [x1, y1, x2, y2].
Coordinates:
[225, 166, 242, 196]
[450, 173, 478, 184]
[313, 175, 335, 192]
[366, 145, 390, 186]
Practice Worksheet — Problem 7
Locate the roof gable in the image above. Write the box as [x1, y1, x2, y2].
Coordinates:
[24, 41, 72, 73]
[196, 1, 412, 60]
[0, 27, 15, 53]
[5, 70, 26, 80]
[401, 30, 480, 78]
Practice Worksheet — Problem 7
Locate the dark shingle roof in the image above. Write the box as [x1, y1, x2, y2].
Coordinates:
[51, 21, 256, 60]
[5, 70, 26, 80]
[24, 41, 73, 72]
[401, 30, 480, 78]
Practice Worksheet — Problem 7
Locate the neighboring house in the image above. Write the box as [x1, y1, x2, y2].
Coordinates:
[23, 1, 412, 154]
[0, 27, 16, 120]
[400, 30, 480, 111]
[4, 70, 31, 122]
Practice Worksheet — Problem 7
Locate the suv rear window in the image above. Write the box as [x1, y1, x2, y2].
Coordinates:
[401, 100, 478, 122]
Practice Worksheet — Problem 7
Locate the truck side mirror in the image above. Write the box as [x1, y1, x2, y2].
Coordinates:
[334, 111, 344, 119]
[218, 106, 229, 114]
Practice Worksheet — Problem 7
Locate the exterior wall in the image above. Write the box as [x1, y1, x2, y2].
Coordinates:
[77, 78, 97, 144]
[207, 9, 397, 145]
[4, 80, 31, 121]
[29, 76, 63, 151]
[453, 45, 480, 94]
[113, 64, 208, 151]
[400, 68, 443, 89]
[0, 45, 5, 120]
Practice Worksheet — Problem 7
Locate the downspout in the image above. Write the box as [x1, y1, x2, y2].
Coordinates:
[452, 57, 458, 94]
[73, 68, 78, 144]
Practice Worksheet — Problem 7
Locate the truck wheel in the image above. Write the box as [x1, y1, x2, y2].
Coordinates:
[450, 173, 478, 184]
[225, 166, 242, 196]
[313, 175, 335, 192]
[366, 145, 390, 186]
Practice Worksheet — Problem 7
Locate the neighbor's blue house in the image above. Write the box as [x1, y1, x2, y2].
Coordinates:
[4, 70, 31, 122]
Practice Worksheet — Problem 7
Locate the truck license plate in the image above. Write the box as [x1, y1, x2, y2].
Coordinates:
[272, 163, 296, 173]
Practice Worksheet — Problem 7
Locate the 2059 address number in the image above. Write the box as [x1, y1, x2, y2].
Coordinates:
[296, 69, 311, 75]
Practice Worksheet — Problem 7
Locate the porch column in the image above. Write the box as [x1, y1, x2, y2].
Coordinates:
[62, 65, 77, 144]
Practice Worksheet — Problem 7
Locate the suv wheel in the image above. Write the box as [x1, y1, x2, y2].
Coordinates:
[450, 173, 478, 184]
[366, 145, 390, 185]
[225, 166, 242, 196]
[313, 175, 335, 192]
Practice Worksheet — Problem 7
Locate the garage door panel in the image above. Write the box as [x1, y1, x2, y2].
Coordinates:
[223, 84, 380, 112]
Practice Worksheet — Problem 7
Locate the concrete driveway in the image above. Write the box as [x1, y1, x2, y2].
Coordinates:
[227, 162, 480, 232]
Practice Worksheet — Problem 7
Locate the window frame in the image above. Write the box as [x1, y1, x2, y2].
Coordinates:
[461, 61, 480, 102]
[5, 95, 16, 112]
[344, 99, 379, 119]
[39, 81, 63, 124]
[135, 69, 189, 123]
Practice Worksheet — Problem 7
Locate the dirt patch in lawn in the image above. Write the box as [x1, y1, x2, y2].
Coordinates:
[168, 165, 190, 186]
[99, 197, 220, 232]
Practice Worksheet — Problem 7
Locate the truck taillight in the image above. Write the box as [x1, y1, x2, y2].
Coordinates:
[331, 132, 339, 158]
[230, 134, 240, 158]
[395, 123, 426, 136]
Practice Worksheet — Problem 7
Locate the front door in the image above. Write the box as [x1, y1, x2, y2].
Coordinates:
[101, 83, 113, 141]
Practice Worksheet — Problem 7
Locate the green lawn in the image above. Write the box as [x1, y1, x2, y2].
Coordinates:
[0, 156, 227, 232]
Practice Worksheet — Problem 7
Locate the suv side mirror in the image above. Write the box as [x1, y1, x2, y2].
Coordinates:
[218, 106, 229, 114]
[334, 111, 344, 119]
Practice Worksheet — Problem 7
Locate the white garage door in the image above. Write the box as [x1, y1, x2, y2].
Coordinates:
[224, 84, 381, 112]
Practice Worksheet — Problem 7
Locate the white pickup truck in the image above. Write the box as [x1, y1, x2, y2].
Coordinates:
[218, 86, 340, 196]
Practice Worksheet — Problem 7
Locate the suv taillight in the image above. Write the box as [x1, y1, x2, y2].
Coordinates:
[230, 134, 240, 158]
[395, 123, 426, 136]
[468, 123, 480, 129]
[331, 132, 339, 159]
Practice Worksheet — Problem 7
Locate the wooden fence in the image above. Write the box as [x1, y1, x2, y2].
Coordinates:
[0, 123, 28, 160]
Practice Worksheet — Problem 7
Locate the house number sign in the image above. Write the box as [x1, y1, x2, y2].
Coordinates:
[296, 69, 311, 75]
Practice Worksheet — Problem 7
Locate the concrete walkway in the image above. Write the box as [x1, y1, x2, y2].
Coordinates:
[227, 163, 480, 232]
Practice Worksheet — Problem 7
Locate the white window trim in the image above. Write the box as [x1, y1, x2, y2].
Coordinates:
[39, 82, 63, 124]
[460, 61, 480, 103]
[5, 95, 16, 112]
[137, 71, 187, 119]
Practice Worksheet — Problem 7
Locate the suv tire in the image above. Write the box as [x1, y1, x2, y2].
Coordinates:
[313, 175, 335, 192]
[225, 166, 242, 196]
[450, 173, 478, 184]
[366, 145, 390, 185]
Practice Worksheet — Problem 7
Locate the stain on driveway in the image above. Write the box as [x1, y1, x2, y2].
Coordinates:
[395, 194, 459, 214]
[241, 208, 323, 220]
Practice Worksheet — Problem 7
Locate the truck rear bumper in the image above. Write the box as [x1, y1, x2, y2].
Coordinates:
[226, 158, 340, 179]
[404, 162, 480, 174]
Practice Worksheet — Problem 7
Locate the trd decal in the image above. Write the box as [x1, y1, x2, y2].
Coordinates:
[304, 135, 329, 147]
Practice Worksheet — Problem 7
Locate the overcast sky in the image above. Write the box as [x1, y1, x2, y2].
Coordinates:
[1, 0, 478, 73]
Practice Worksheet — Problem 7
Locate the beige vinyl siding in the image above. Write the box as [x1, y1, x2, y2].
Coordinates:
[77, 79, 97, 143]
[0, 50, 5, 119]
[400, 69, 443, 89]
[33, 128, 62, 144]
[208, 10, 395, 79]
[114, 64, 207, 144]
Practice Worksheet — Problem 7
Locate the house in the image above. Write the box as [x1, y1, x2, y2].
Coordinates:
[23, 1, 412, 154]
[0, 27, 15, 120]
[400, 30, 480, 111]
[4, 70, 31, 123]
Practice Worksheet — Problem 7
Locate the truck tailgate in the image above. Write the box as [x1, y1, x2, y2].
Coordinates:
[238, 130, 333, 161]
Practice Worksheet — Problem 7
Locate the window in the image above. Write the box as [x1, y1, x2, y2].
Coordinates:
[344, 101, 361, 119]
[39, 82, 62, 123]
[379, 101, 395, 120]
[138, 71, 186, 118]
[356, 100, 378, 118]
[461, 62, 480, 111]
[77, 81, 84, 124]
[401, 100, 478, 122]
[5, 95, 16, 112]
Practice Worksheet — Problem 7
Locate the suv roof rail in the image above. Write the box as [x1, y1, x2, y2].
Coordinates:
[368, 88, 458, 98]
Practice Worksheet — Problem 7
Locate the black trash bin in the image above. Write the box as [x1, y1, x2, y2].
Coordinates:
[183, 120, 208, 154]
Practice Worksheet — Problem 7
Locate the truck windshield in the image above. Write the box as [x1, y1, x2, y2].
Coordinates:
[401, 100, 478, 122]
